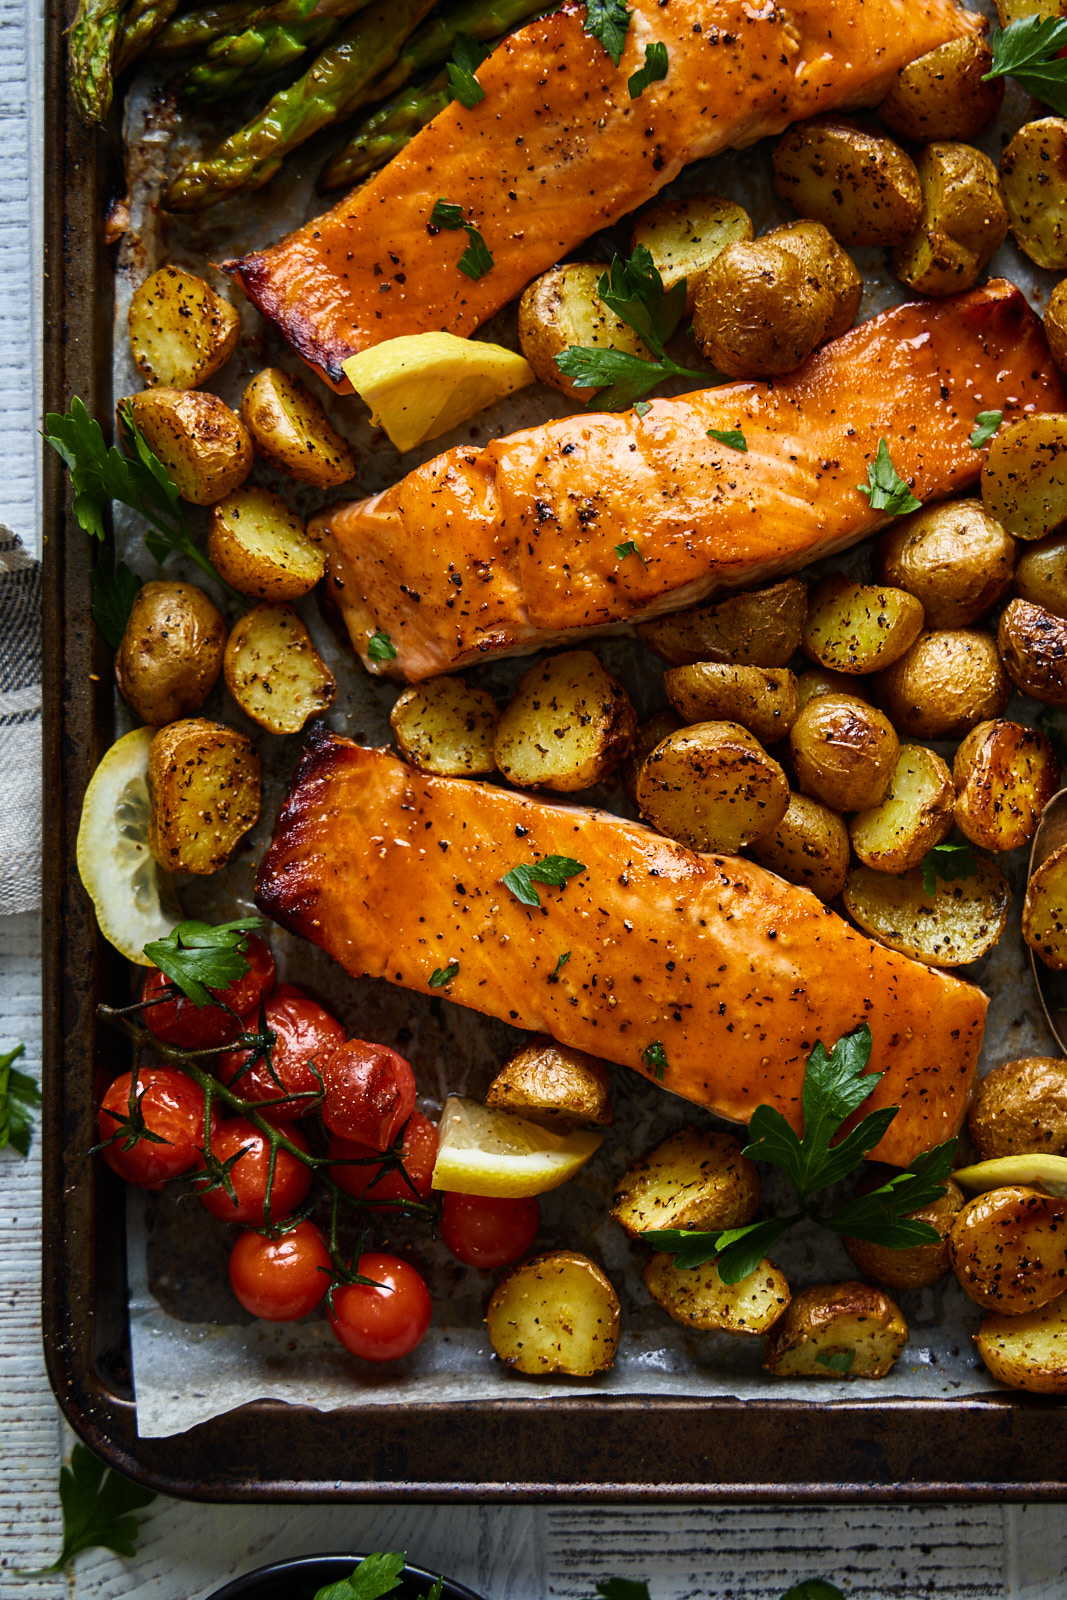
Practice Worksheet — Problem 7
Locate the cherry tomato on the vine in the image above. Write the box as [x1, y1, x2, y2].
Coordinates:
[439, 1192, 540, 1269]
[196, 1118, 312, 1225]
[327, 1252, 432, 1363]
[327, 1110, 438, 1206]
[217, 984, 345, 1124]
[98, 1066, 212, 1189]
[228, 1220, 332, 1321]
[141, 934, 276, 1050]
[320, 1039, 416, 1151]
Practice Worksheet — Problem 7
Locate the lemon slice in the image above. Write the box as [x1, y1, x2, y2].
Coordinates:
[953, 1155, 1067, 1198]
[76, 726, 182, 964]
[431, 1095, 603, 1198]
[342, 333, 535, 454]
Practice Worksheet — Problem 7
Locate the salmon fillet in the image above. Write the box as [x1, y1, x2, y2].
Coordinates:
[256, 733, 985, 1167]
[227, 0, 981, 385]
[313, 281, 1065, 682]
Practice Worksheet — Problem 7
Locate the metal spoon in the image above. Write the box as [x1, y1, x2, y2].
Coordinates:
[1028, 786, 1067, 1053]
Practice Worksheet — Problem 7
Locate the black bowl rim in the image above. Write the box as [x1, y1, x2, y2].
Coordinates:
[205, 1552, 491, 1600]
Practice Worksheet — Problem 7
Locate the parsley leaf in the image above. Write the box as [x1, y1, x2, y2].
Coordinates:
[21, 1444, 156, 1574]
[548, 950, 571, 980]
[615, 538, 647, 567]
[821, 1140, 956, 1245]
[429, 961, 460, 987]
[90, 552, 142, 650]
[628, 39, 667, 97]
[312, 1550, 408, 1600]
[583, 0, 630, 65]
[0, 1043, 39, 1157]
[431, 198, 465, 228]
[920, 841, 978, 897]
[644, 1215, 797, 1283]
[502, 854, 586, 907]
[142, 918, 263, 1008]
[641, 1040, 668, 1081]
[446, 32, 489, 108]
[431, 196, 493, 279]
[780, 1583, 846, 1600]
[596, 1583, 651, 1600]
[707, 427, 747, 452]
[970, 410, 1004, 450]
[814, 1349, 856, 1375]
[633, 400, 652, 418]
[984, 16, 1067, 115]
[368, 628, 398, 662]
[856, 439, 922, 516]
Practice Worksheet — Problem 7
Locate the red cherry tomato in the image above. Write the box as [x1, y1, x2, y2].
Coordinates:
[217, 985, 345, 1124]
[327, 1252, 432, 1363]
[196, 1118, 312, 1224]
[141, 934, 276, 1050]
[98, 1066, 212, 1189]
[439, 1192, 540, 1268]
[327, 1111, 438, 1205]
[228, 1221, 332, 1321]
[320, 1039, 416, 1151]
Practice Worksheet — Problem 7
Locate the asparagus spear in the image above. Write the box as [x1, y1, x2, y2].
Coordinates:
[113, 0, 185, 76]
[181, 9, 346, 102]
[319, 68, 450, 190]
[151, 0, 274, 56]
[366, 0, 547, 106]
[69, 0, 134, 124]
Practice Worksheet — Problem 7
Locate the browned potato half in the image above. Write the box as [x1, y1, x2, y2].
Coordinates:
[207, 486, 324, 602]
[621, 709, 683, 806]
[636, 578, 807, 668]
[663, 663, 798, 744]
[998, 598, 1067, 707]
[1022, 842, 1067, 970]
[634, 722, 790, 852]
[748, 792, 850, 902]
[241, 368, 355, 487]
[763, 1283, 909, 1379]
[876, 500, 1016, 629]
[128, 266, 240, 390]
[789, 693, 899, 812]
[802, 574, 925, 675]
[124, 388, 252, 505]
[114, 580, 225, 726]
[969, 1058, 1067, 1160]
[390, 677, 499, 777]
[1000, 118, 1067, 270]
[630, 196, 753, 313]
[892, 142, 1008, 296]
[843, 856, 1011, 967]
[844, 1175, 965, 1290]
[950, 1186, 1067, 1313]
[976, 1289, 1067, 1394]
[485, 1250, 621, 1376]
[611, 1127, 759, 1238]
[486, 1038, 614, 1128]
[643, 1253, 790, 1336]
[953, 719, 1060, 852]
[1046, 279, 1067, 379]
[878, 36, 1003, 144]
[147, 718, 260, 875]
[849, 744, 954, 873]
[1016, 532, 1067, 618]
[982, 415, 1067, 543]
[223, 604, 336, 736]
[795, 667, 872, 712]
[494, 650, 636, 792]
[772, 117, 921, 247]
[518, 263, 651, 401]
[874, 630, 1009, 739]
[997, 0, 1067, 19]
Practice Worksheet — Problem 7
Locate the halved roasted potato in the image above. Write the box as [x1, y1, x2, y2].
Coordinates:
[950, 1186, 1067, 1313]
[630, 195, 753, 312]
[486, 1038, 614, 1127]
[241, 368, 355, 487]
[843, 856, 1011, 967]
[795, 667, 871, 712]
[953, 719, 1060, 852]
[635, 578, 807, 669]
[123, 389, 252, 505]
[844, 1175, 965, 1291]
[976, 1290, 1067, 1394]
[772, 117, 921, 246]
[643, 1253, 790, 1336]
[1000, 118, 1067, 270]
[982, 415, 1067, 543]
[224, 604, 336, 736]
[1015, 531, 1067, 618]
[518, 263, 652, 401]
[878, 36, 1003, 144]
[207, 486, 325, 601]
[802, 574, 925, 675]
[611, 1127, 759, 1238]
[849, 744, 954, 873]
[128, 266, 240, 389]
[747, 792, 850, 902]
[621, 709, 683, 806]
[634, 722, 790, 852]
[789, 693, 899, 812]
[494, 650, 636, 792]
[997, 0, 1067, 19]
[874, 630, 1009, 739]
[485, 1250, 621, 1376]
[390, 677, 499, 777]
[997, 598, 1067, 707]
[876, 499, 1016, 629]
[892, 141, 1008, 296]
[663, 663, 798, 744]
[147, 718, 260, 875]
[1022, 842, 1067, 970]
[114, 580, 226, 726]
[763, 1283, 909, 1379]
[968, 1057, 1067, 1161]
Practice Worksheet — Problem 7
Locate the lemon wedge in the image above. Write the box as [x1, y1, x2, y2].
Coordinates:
[342, 333, 535, 454]
[953, 1155, 1067, 1198]
[431, 1096, 603, 1198]
[76, 726, 182, 964]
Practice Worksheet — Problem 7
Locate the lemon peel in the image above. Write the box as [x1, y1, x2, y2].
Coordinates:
[343, 333, 534, 454]
[431, 1095, 603, 1198]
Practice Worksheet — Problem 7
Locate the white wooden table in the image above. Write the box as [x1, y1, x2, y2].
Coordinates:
[3, 0, 1067, 1589]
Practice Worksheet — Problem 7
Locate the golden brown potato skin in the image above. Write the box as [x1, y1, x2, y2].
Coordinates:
[241, 368, 355, 487]
[874, 630, 1009, 738]
[952, 719, 1060, 852]
[621, 710, 683, 805]
[747, 792, 850, 902]
[486, 1038, 614, 1127]
[763, 1282, 909, 1379]
[772, 117, 921, 247]
[950, 1186, 1067, 1314]
[1000, 117, 1067, 271]
[663, 663, 798, 745]
[1046, 280, 1067, 380]
[494, 649, 637, 793]
[801, 573, 925, 675]
[518, 263, 651, 401]
[849, 743, 954, 873]
[223, 603, 336, 736]
[1015, 532, 1067, 619]
[878, 36, 1003, 144]
[795, 667, 871, 711]
[789, 693, 899, 811]
[998, 598, 1067, 706]
[876, 500, 1016, 629]
[892, 142, 1008, 296]
[982, 414, 1067, 544]
[635, 721, 790, 852]
[1022, 843, 1067, 971]
[390, 677, 500, 778]
[635, 579, 807, 669]
[643, 1253, 790, 1336]
[125, 388, 253, 505]
[975, 1289, 1067, 1394]
[207, 486, 324, 602]
[114, 581, 225, 726]
[631, 196, 753, 314]
[844, 856, 1011, 969]
[485, 1250, 620, 1376]
[844, 1177, 964, 1290]
[147, 718, 261, 875]
[969, 1059, 1067, 1160]
[611, 1127, 759, 1238]
[128, 265, 240, 390]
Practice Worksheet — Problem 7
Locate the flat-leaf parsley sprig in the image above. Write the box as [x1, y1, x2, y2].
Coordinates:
[0, 1042, 40, 1157]
[583, 0, 630, 64]
[502, 854, 586, 907]
[984, 15, 1067, 115]
[856, 438, 922, 516]
[17, 1443, 156, 1575]
[143, 917, 264, 1008]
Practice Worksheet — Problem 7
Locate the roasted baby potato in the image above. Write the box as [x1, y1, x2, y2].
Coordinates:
[747, 792, 851, 902]
[789, 693, 899, 812]
[982, 415, 1067, 544]
[128, 266, 240, 390]
[485, 1250, 621, 1376]
[123, 388, 252, 505]
[223, 604, 336, 736]
[1015, 532, 1067, 618]
[636, 578, 807, 668]
[952, 719, 1060, 852]
[795, 667, 871, 712]
[634, 722, 790, 852]
[878, 36, 1003, 144]
[998, 598, 1067, 707]
[771, 117, 921, 247]
[1046, 280, 1067, 380]
[390, 677, 499, 777]
[892, 141, 1008, 296]
[873, 630, 1009, 739]
[968, 1058, 1067, 1161]
[486, 1038, 614, 1127]
[518, 263, 652, 401]
[621, 709, 683, 805]
[1000, 118, 1067, 270]
[876, 499, 1017, 629]
[611, 1127, 759, 1238]
[763, 1283, 909, 1379]
[147, 718, 260, 875]
[494, 650, 636, 792]
[843, 856, 1011, 967]
[643, 1254, 790, 1336]
[849, 744, 954, 873]
[663, 663, 798, 745]
[207, 486, 325, 602]
[630, 195, 753, 312]
[802, 574, 925, 675]
[844, 1175, 965, 1290]
[997, 0, 1067, 19]
[950, 1186, 1067, 1313]
[1022, 842, 1067, 970]
[114, 580, 225, 726]
[975, 1289, 1067, 1394]
[241, 368, 355, 487]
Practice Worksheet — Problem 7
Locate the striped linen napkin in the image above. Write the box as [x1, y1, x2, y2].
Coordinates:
[0, 526, 41, 913]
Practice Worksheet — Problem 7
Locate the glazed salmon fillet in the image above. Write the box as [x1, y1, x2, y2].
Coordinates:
[314, 281, 1065, 682]
[256, 734, 985, 1167]
[228, 0, 980, 384]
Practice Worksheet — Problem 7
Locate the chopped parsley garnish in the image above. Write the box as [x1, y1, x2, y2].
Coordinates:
[614, 538, 647, 567]
[628, 40, 667, 98]
[856, 439, 922, 516]
[430, 196, 493, 279]
[502, 855, 586, 907]
[429, 961, 460, 987]
[920, 841, 979, 897]
[368, 628, 398, 662]
[641, 1040, 668, 1081]
[970, 410, 1003, 450]
[446, 33, 490, 109]
[707, 427, 747, 452]
[583, 0, 630, 65]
